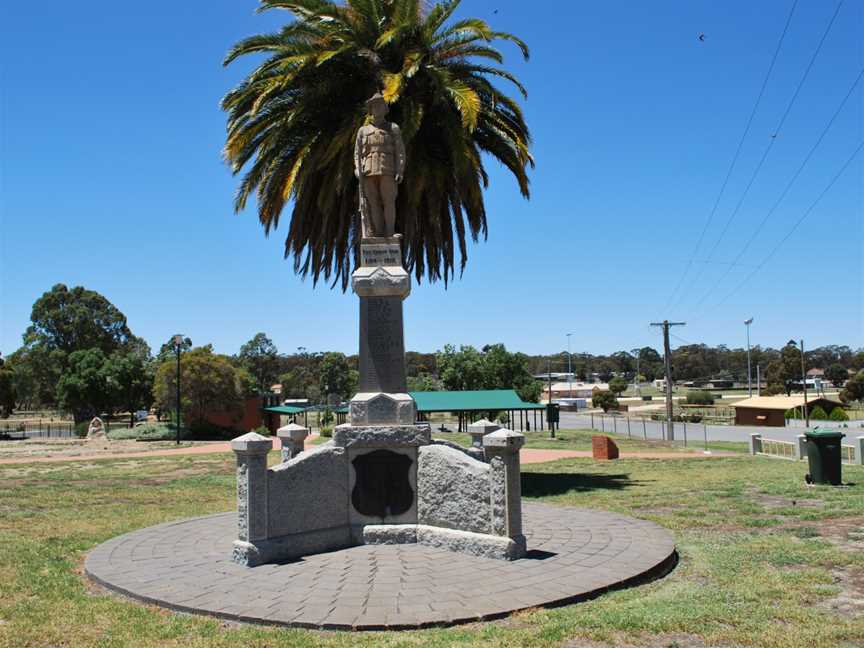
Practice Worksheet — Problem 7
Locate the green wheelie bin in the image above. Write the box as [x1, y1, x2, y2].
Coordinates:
[804, 427, 845, 486]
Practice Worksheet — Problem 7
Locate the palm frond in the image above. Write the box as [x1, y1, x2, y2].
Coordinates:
[222, 0, 532, 289]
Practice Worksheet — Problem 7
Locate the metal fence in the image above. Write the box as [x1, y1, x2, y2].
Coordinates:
[573, 412, 713, 449]
[0, 421, 75, 440]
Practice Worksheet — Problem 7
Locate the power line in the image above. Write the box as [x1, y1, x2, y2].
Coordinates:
[687, 65, 864, 316]
[661, 0, 800, 314]
[669, 0, 844, 314]
[695, 139, 863, 320]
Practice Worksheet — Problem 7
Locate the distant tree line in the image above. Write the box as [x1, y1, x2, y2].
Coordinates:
[4, 284, 863, 422]
[525, 344, 864, 386]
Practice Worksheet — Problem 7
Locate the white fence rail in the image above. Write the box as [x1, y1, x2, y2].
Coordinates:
[750, 433, 864, 465]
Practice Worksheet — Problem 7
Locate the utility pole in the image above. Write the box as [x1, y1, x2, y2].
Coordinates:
[744, 318, 754, 397]
[756, 364, 761, 396]
[566, 333, 573, 398]
[650, 320, 686, 441]
[800, 339, 809, 428]
[631, 347, 641, 395]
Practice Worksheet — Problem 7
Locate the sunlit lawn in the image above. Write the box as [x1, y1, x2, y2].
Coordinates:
[1, 450, 863, 647]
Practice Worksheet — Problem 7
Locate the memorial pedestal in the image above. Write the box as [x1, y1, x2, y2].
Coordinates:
[230, 236, 527, 565]
[350, 236, 413, 421]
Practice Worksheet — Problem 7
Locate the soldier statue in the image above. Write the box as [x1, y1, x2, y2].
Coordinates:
[354, 93, 406, 238]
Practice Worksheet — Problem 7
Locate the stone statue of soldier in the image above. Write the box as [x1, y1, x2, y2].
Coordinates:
[354, 93, 406, 238]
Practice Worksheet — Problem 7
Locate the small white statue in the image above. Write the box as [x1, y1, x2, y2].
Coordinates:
[86, 416, 106, 440]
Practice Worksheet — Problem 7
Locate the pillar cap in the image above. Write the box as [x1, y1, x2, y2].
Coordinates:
[277, 423, 309, 442]
[351, 265, 411, 298]
[468, 418, 500, 434]
[483, 428, 525, 451]
[231, 432, 273, 454]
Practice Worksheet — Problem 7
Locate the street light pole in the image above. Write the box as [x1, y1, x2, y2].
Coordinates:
[631, 348, 641, 396]
[745, 318, 754, 397]
[800, 339, 809, 428]
[566, 333, 573, 398]
[173, 334, 184, 445]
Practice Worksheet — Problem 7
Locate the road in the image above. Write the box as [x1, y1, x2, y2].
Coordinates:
[559, 412, 864, 445]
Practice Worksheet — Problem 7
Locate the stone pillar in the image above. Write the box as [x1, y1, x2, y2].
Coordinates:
[749, 433, 762, 455]
[484, 428, 526, 557]
[230, 432, 272, 566]
[467, 418, 499, 462]
[350, 236, 416, 425]
[855, 436, 864, 466]
[796, 434, 807, 461]
[277, 423, 309, 462]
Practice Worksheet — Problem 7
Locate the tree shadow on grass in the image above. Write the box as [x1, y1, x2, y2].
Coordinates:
[521, 471, 648, 497]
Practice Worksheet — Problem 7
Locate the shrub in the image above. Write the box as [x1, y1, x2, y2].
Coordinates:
[809, 406, 829, 421]
[686, 391, 715, 405]
[829, 407, 849, 422]
[592, 390, 619, 413]
[320, 409, 334, 426]
[320, 425, 333, 438]
[253, 425, 272, 437]
[74, 422, 89, 438]
[187, 421, 237, 441]
[106, 427, 140, 440]
[496, 411, 510, 425]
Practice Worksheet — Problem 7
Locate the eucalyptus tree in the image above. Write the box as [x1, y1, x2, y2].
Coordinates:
[222, 0, 532, 288]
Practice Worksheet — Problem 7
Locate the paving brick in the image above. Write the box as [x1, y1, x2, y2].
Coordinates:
[84, 502, 675, 630]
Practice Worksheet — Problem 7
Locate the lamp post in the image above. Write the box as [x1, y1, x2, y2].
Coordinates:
[744, 318, 754, 397]
[631, 347, 641, 395]
[566, 333, 573, 398]
[173, 334, 184, 445]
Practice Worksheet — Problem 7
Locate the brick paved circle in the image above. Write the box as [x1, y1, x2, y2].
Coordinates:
[85, 503, 676, 630]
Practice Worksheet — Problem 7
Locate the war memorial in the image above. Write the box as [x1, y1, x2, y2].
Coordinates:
[84, 95, 676, 630]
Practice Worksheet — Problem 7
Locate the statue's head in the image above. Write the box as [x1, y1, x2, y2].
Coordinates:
[365, 93, 388, 121]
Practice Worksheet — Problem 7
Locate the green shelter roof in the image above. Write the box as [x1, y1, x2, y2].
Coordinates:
[262, 405, 308, 415]
[409, 390, 544, 413]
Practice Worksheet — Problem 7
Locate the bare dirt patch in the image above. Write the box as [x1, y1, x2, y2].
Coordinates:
[562, 632, 723, 647]
[811, 516, 864, 551]
[0, 438, 215, 461]
[751, 493, 824, 510]
[820, 567, 864, 616]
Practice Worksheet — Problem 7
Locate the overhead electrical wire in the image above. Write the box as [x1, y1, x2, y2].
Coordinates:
[686, 65, 864, 317]
[694, 139, 863, 321]
[661, 0, 800, 315]
[669, 0, 845, 314]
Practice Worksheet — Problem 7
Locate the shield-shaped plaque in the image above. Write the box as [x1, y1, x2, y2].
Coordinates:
[351, 450, 414, 519]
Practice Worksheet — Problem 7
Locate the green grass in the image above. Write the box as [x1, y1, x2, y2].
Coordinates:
[434, 427, 748, 454]
[2, 451, 864, 647]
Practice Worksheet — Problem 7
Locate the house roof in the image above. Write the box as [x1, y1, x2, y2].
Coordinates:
[731, 395, 840, 411]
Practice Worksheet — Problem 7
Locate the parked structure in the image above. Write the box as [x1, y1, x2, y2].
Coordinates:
[732, 395, 842, 427]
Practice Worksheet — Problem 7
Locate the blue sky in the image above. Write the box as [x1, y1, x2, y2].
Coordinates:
[1, 0, 861, 359]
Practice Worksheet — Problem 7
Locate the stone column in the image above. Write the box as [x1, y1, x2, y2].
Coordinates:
[277, 423, 309, 462]
[484, 428, 526, 557]
[749, 433, 762, 455]
[467, 418, 499, 462]
[350, 237, 416, 426]
[231, 432, 272, 566]
[796, 434, 807, 461]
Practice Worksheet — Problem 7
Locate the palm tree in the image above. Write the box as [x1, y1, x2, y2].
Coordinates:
[222, 0, 532, 289]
